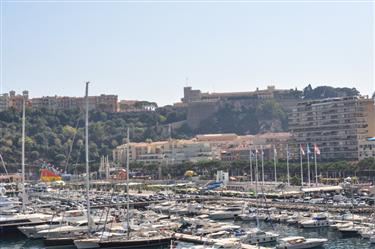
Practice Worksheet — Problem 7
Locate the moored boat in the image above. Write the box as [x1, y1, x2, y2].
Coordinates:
[276, 236, 327, 249]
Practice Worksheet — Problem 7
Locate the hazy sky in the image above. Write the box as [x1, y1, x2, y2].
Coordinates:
[1, 0, 374, 106]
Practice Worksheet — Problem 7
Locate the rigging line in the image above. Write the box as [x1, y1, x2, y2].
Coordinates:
[0, 153, 8, 175]
[71, 143, 83, 174]
[64, 111, 84, 173]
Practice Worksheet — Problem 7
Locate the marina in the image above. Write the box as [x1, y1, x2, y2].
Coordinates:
[3, 177, 375, 249]
[1, 74, 374, 249]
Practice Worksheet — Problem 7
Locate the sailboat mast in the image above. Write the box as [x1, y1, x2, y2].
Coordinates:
[255, 146, 259, 229]
[307, 144, 311, 187]
[249, 146, 253, 185]
[300, 144, 304, 186]
[314, 144, 318, 186]
[261, 145, 264, 185]
[286, 144, 290, 186]
[273, 145, 277, 184]
[126, 127, 130, 239]
[85, 82, 91, 233]
[21, 95, 26, 213]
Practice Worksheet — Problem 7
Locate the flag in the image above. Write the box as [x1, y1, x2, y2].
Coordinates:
[307, 144, 311, 154]
[273, 145, 277, 155]
[255, 148, 259, 154]
[314, 143, 321, 155]
[286, 145, 290, 157]
[250, 149, 255, 158]
[300, 144, 305, 156]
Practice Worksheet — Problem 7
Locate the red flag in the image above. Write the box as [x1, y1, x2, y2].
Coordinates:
[314, 144, 321, 155]
[300, 144, 305, 156]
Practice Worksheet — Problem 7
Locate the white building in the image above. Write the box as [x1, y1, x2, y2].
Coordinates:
[358, 138, 375, 160]
[216, 170, 229, 184]
[113, 139, 216, 165]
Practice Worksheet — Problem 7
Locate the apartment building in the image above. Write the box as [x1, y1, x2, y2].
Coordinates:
[0, 93, 9, 112]
[288, 96, 375, 160]
[113, 132, 294, 165]
[0, 90, 118, 113]
[113, 139, 215, 166]
[0, 90, 30, 111]
[220, 132, 293, 161]
[358, 138, 375, 161]
[31, 94, 118, 112]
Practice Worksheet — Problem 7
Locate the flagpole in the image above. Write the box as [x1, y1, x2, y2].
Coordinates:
[254, 145, 259, 229]
[249, 146, 253, 185]
[261, 145, 264, 185]
[300, 144, 304, 186]
[307, 144, 311, 187]
[314, 144, 318, 186]
[286, 144, 290, 186]
[255, 146, 259, 184]
[274, 145, 277, 184]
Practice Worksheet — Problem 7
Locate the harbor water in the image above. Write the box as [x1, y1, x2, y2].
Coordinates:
[1, 221, 375, 249]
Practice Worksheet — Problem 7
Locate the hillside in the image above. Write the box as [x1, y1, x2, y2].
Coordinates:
[0, 85, 361, 171]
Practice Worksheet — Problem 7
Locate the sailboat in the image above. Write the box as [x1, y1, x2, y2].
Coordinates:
[74, 128, 172, 249]
[43, 82, 105, 248]
[0, 95, 52, 233]
[236, 146, 278, 245]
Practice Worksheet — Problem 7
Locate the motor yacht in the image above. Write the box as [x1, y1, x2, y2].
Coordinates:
[18, 209, 91, 238]
[0, 212, 52, 233]
[299, 213, 331, 228]
[276, 236, 327, 249]
[338, 225, 363, 237]
[208, 206, 244, 220]
[239, 228, 279, 244]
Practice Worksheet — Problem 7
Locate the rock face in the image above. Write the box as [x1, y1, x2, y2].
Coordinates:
[187, 100, 219, 129]
[258, 119, 284, 133]
[186, 98, 289, 135]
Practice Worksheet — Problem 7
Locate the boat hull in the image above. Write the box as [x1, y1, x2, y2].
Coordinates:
[44, 237, 79, 249]
[0, 221, 46, 233]
[75, 237, 172, 249]
[277, 241, 325, 249]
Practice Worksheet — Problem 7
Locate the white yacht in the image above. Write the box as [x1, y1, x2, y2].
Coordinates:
[37, 217, 107, 239]
[18, 217, 65, 239]
[338, 224, 363, 237]
[207, 238, 242, 249]
[208, 206, 244, 220]
[299, 213, 331, 228]
[276, 236, 327, 249]
[329, 221, 353, 230]
[18, 210, 90, 239]
[0, 212, 52, 233]
[240, 228, 279, 244]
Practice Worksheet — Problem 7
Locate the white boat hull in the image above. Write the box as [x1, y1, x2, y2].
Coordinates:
[277, 241, 325, 249]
